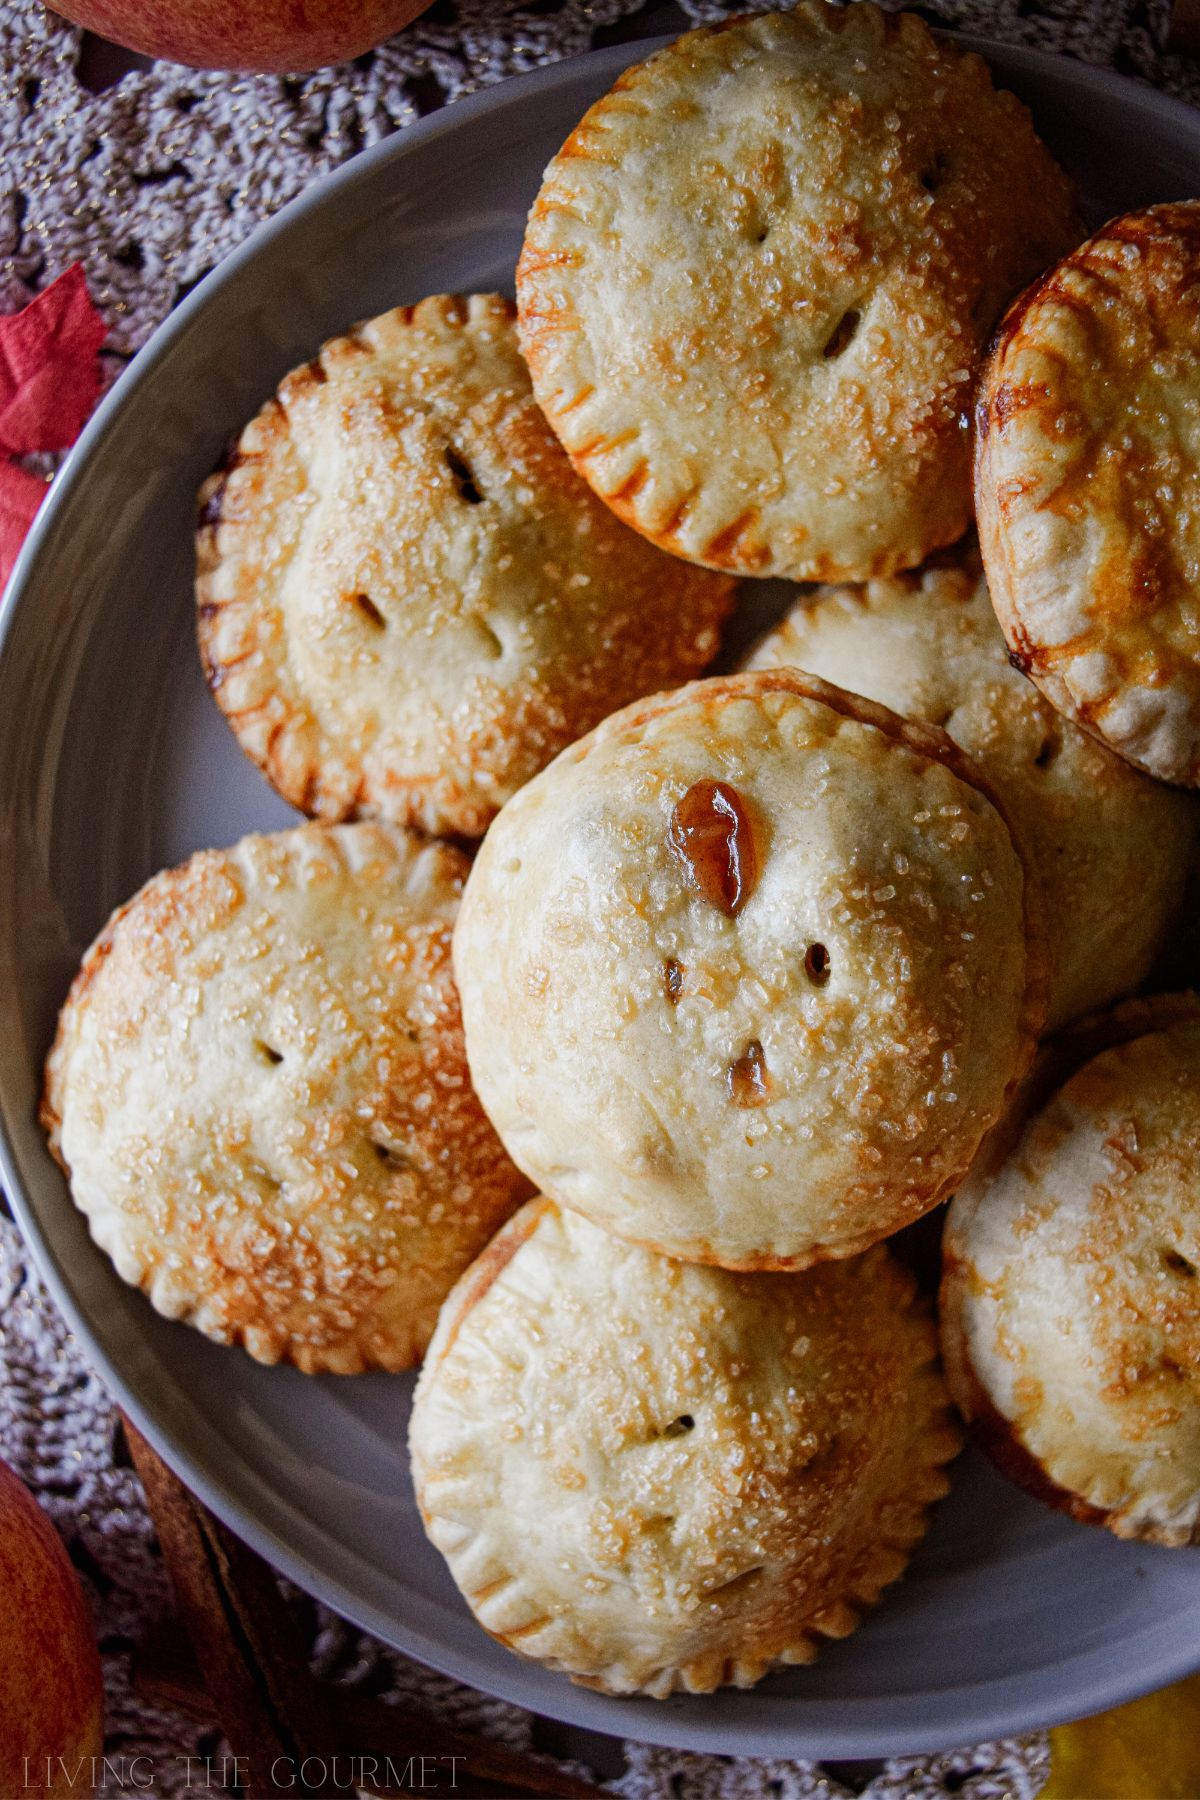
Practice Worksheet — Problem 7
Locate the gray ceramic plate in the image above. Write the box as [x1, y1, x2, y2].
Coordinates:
[2, 33, 1199, 1762]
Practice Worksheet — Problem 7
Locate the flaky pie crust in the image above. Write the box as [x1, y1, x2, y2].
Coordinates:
[411, 1200, 961, 1696]
[197, 294, 734, 837]
[42, 823, 530, 1373]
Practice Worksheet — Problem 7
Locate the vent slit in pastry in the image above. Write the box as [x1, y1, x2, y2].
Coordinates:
[822, 310, 861, 361]
[351, 591, 387, 631]
[803, 943, 831, 988]
[742, 540, 1196, 1028]
[195, 292, 734, 838]
[941, 993, 1200, 1546]
[410, 1201, 961, 1696]
[518, 5, 1080, 581]
[41, 823, 530, 1374]
[444, 443, 485, 505]
[453, 668, 1040, 1268]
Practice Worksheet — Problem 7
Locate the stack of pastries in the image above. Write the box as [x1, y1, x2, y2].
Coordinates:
[43, 1, 1200, 1700]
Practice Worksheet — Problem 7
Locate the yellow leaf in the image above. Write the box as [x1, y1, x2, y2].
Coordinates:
[1042, 1675, 1200, 1799]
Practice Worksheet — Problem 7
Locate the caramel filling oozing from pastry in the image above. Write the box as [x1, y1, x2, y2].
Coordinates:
[668, 779, 758, 917]
[727, 1039, 770, 1109]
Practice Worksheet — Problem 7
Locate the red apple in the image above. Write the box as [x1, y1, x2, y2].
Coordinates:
[0, 1459, 104, 1799]
[45, 0, 434, 72]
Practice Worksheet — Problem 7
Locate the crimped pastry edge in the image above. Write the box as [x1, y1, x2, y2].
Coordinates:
[941, 989, 1200, 1546]
[975, 204, 1200, 787]
[413, 1205, 963, 1696]
[519, 2, 1077, 584]
[523, 667, 1050, 1268]
[40, 822, 521, 1376]
[196, 293, 736, 836]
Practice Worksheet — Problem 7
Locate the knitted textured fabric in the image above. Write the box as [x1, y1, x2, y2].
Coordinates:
[0, 1206, 1052, 1794]
[0, 0, 1192, 1792]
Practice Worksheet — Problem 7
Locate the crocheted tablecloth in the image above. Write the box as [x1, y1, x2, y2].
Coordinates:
[0, 2, 1194, 1794]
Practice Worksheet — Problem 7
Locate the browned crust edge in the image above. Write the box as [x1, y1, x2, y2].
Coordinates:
[588, 668, 1025, 844]
[520, 3, 1060, 585]
[195, 315, 404, 825]
[964, 989, 1200, 1191]
[941, 1196, 1200, 1549]
[574, 458, 969, 586]
[421, 1196, 557, 1378]
[41, 827, 486, 1378]
[39, 884, 157, 1162]
[198, 294, 736, 830]
[939, 1257, 1114, 1532]
[194, 299, 519, 830]
[974, 203, 1200, 786]
[554, 1190, 949, 1274]
[420, 1225, 965, 1695]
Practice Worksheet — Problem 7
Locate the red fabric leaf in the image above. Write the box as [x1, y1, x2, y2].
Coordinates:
[0, 265, 107, 456]
[0, 460, 50, 589]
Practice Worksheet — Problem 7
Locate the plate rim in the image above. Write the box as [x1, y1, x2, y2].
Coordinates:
[2, 30, 1200, 1761]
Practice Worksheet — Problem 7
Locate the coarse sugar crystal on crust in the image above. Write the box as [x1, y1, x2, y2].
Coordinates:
[942, 992, 1200, 1546]
[41, 823, 530, 1374]
[743, 541, 1197, 1029]
[453, 667, 1043, 1270]
[196, 293, 734, 838]
[976, 202, 1200, 786]
[517, 3, 1079, 583]
[410, 1198, 962, 1697]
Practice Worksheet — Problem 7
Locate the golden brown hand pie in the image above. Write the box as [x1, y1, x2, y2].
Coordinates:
[517, 3, 1078, 583]
[41, 823, 530, 1373]
[942, 993, 1200, 1546]
[976, 202, 1200, 786]
[743, 544, 1196, 1028]
[453, 669, 1042, 1269]
[410, 1198, 961, 1696]
[196, 293, 734, 837]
